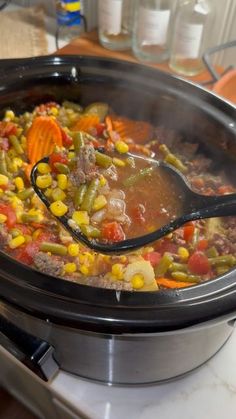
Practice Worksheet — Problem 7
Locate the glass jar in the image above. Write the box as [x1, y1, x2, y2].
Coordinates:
[132, 0, 176, 63]
[98, 0, 134, 51]
[169, 0, 213, 76]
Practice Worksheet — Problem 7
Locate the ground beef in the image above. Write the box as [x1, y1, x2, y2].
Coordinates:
[70, 144, 97, 186]
[85, 276, 133, 291]
[34, 252, 64, 277]
[209, 233, 236, 255]
[0, 225, 8, 248]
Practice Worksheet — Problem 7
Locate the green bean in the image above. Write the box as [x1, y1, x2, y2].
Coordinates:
[54, 162, 70, 174]
[17, 187, 34, 200]
[168, 262, 188, 272]
[164, 153, 187, 173]
[73, 132, 85, 154]
[62, 100, 83, 113]
[123, 166, 154, 187]
[40, 242, 67, 256]
[159, 144, 170, 156]
[95, 151, 112, 168]
[10, 228, 21, 238]
[209, 255, 236, 267]
[5, 154, 14, 173]
[9, 135, 23, 155]
[74, 184, 87, 208]
[81, 178, 100, 213]
[171, 271, 201, 283]
[80, 224, 101, 238]
[21, 213, 42, 223]
[0, 151, 9, 176]
[68, 158, 77, 170]
[155, 252, 173, 276]
[206, 246, 219, 258]
[216, 266, 230, 275]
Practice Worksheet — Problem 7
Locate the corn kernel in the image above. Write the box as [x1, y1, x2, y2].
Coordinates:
[99, 175, 107, 187]
[37, 162, 51, 174]
[64, 262, 77, 273]
[113, 157, 125, 167]
[13, 157, 23, 168]
[68, 243, 80, 257]
[9, 235, 25, 249]
[50, 107, 59, 116]
[45, 188, 52, 198]
[120, 255, 127, 263]
[103, 255, 111, 263]
[36, 174, 52, 189]
[80, 265, 89, 275]
[0, 189, 3, 197]
[93, 195, 107, 212]
[5, 110, 15, 120]
[14, 177, 24, 191]
[79, 254, 86, 264]
[131, 274, 144, 289]
[52, 188, 66, 202]
[68, 151, 75, 159]
[0, 174, 8, 187]
[57, 174, 68, 190]
[178, 247, 189, 261]
[84, 252, 95, 264]
[33, 228, 42, 240]
[115, 140, 129, 154]
[72, 211, 89, 226]
[0, 214, 7, 223]
[112, 263, 124, 280]
[10, 196, 23, 209]
[50, 200, 68, 217]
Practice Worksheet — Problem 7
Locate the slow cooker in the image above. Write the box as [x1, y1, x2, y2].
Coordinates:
[0, 55, 236, 387]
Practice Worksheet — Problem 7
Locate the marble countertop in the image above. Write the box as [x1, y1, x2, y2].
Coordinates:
[52, 327, 236, 419]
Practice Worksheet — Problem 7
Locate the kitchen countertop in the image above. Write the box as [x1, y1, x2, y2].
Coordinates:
[51, 328, 236, 419]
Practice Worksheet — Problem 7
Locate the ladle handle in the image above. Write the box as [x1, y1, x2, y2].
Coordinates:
[191, 193, 236, 220]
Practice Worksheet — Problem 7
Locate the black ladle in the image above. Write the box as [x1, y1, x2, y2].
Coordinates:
[31, 156, 236, 254]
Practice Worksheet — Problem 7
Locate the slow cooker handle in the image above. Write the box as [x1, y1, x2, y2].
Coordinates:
[0, 314, 59, 381]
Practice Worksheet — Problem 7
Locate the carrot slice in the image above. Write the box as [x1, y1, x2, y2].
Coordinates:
[71, 115, 100, 133]
[156, 277, 196, 289]
[109, 116, 153, 144]
[26, 116, 62, 164]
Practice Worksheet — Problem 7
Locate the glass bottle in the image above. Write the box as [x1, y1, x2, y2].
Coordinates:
[132, 0, 177, 63]
[98, 0, 134, 51]
[55, 0, 84, 49]
[169, 0, 212, 76]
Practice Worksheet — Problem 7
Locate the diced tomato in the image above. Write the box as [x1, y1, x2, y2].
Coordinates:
[188, 251, 210, 275]
[0, 121, 17, 138]
[95, 123, 105, 137]
[49, 152, 68, 172]
[144, 251, 161, 267]
[61, 129, 73, 147]
[197, 239, 208, 251]
[15, 242, 39, 265]
[218, 185, 235, 195]
[36, 230, 57, 243]
[0, 204, 17, 228]
[131, 204, 146, 223]
[14, 223, 32, 236]
[183, 223, 195, 242]
[101, 221, 125, 242]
